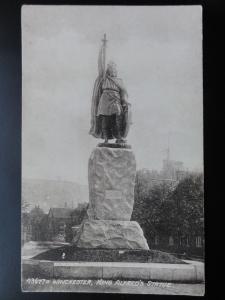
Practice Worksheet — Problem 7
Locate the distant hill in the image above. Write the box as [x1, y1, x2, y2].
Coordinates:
[22, 179, 88, 213]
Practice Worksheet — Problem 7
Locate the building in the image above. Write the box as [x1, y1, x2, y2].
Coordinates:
[45, 203, 88, 241]
[161, 159, 185, 180]
[46, 207, 74, 241]
[71, 203, 88, 225]
[160, 147, 186, 181]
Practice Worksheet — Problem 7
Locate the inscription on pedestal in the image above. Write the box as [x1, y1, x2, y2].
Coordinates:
[105, 190, 123, 200]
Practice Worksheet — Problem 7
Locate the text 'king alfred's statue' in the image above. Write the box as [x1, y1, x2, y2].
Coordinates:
[89, 34, 132, 146]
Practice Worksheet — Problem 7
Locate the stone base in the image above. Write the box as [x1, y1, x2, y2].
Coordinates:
[87, 147, 136, 220]
[73, 220, 149, 250]
[22, 260, 205, 283]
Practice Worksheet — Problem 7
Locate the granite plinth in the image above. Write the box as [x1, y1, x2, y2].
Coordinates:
[73, 220, 149, 250]
[87, 147, 136, 221]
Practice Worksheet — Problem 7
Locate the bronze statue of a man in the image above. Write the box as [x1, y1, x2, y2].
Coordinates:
[89, 34, 132, 145]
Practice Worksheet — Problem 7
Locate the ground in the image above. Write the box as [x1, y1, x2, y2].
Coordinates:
[22, 241, 205, 296]
[33, 246, 185, 264]
[22, 240, 70, 259]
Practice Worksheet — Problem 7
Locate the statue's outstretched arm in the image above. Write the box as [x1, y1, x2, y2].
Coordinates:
[98, 34, 107, 78]
[98, 45, 104, 77]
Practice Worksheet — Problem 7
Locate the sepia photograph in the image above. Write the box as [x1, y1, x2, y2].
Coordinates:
[21, 5, 204, 295]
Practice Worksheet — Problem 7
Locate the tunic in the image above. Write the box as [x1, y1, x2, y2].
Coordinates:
[97, 76, 127, 116]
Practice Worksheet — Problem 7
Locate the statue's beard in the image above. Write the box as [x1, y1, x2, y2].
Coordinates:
[109, 72, 117, 78]
[106, 68, 117, 77]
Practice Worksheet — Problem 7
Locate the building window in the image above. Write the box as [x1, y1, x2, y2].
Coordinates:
[196, 236, 202, 248]
[169, 236, 174, 246]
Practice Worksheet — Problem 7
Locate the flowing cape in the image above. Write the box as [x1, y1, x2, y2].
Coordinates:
[89, 75, 104, 138]
[89, 75, 132, 139]
[121, 102, 132, 138]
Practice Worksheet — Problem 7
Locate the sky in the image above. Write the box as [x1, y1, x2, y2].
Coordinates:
[22, 5, 203, 185]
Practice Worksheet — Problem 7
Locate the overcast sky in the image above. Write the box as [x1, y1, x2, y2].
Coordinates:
[22, 5, 203, 185]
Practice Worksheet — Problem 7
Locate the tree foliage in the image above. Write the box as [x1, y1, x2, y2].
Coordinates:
[132, 170, 204, 243]
[170, 174, 204, 237]
[22, 197, 30, 213]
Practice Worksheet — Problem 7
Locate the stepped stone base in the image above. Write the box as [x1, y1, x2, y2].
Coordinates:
[73, 220, 149, 250]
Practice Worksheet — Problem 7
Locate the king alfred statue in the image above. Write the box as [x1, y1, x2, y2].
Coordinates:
[89, 34, 132, 145]
[73, 35, 149, 250]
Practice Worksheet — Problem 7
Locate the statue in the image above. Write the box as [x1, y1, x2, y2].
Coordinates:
[72, 36, 149, 250]
[89, 34, 132, 146]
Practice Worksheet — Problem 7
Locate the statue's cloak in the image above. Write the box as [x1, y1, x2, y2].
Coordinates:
[89, 75, 132, 139]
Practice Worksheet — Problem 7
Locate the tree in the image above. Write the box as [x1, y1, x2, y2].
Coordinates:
[29, 206, 45, 240]
[169, 173, 204, 249]
[22, 197, 30, 213]
[132, 170, 174, 239]
[132, 170, 204, 252]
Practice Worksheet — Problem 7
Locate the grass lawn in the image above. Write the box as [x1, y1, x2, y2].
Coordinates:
[33, 246, 186, 264]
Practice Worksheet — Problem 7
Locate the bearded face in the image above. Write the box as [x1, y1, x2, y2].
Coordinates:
[106, 62, 118, 77]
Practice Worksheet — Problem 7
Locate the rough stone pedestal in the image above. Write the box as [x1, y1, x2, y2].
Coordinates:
[74, 220, 149, 250]
[73, 147, 149, 250]
[87, 147, 136, 220]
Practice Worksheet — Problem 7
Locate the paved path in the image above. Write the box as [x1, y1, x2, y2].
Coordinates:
[22, 241, 69, 259]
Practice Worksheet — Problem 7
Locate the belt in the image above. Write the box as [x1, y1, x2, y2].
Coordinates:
[103, 88, 119, 92]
